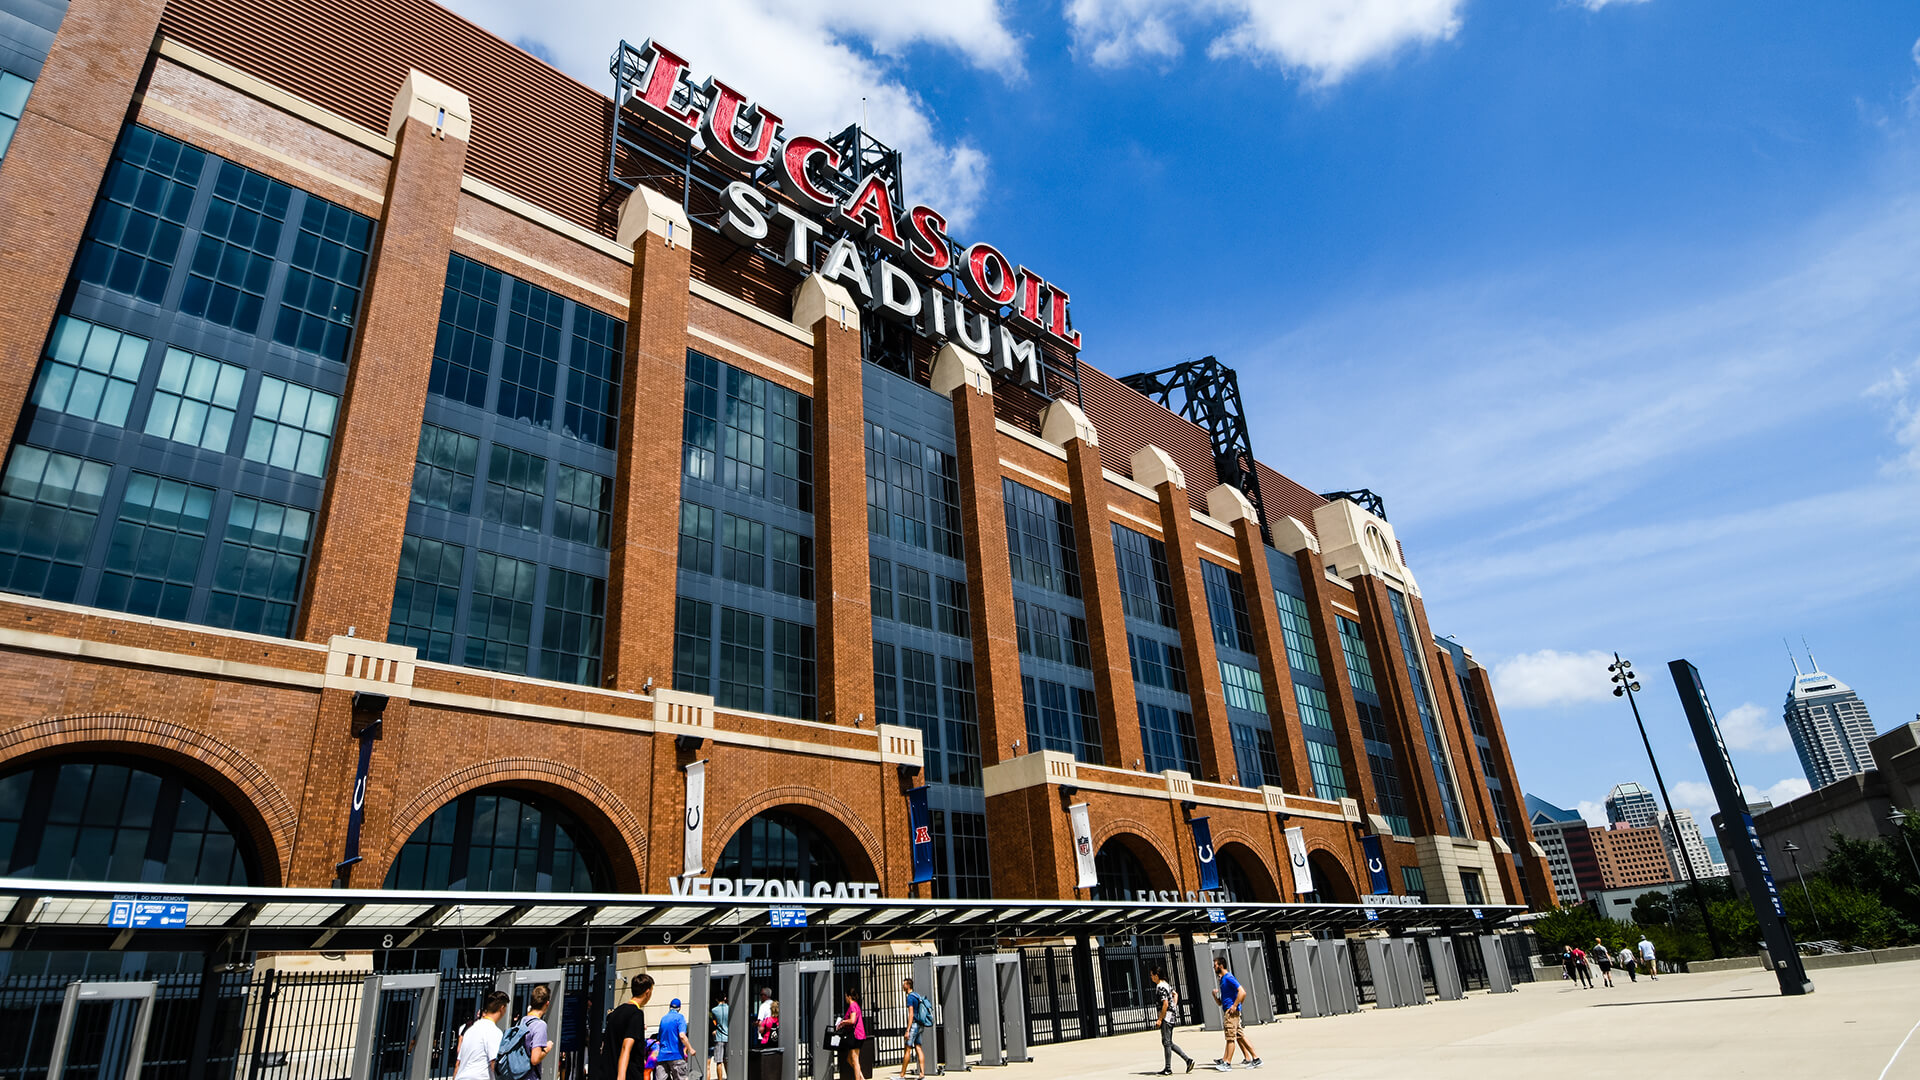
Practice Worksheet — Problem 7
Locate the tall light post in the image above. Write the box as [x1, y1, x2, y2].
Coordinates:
[1891, 809, 1920, 883]
[1782, 841, 1821, 939]
[1611, 653, 1723, 957]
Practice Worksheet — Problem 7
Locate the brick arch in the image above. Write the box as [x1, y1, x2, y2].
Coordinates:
[1306, 847, 1359, 903]
[1092, 818, 1181, 892]
[0, 712, 295, 886]
[707, 787, 883, 884]
[379, 758, 646, 891]
[1212, 838, 1281, 902]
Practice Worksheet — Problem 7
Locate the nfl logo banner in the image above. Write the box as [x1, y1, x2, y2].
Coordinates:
[1285, 826, 1313, 897]
[1189, 816, 1219, 892]
[907, 785, 934, 885]
[1362, 834, 1392, 895]
[1069, 802, 1098, 889]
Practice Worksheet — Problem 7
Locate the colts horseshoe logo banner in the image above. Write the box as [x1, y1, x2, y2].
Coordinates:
[1285, 825, 1314, 896]
[1189, 816, 1220, 892]
[1069, 802, 1098, 889]
[337, 730, 376, 872]
[907, 785, 934, 885]
[1361, 834, 1392, 895]
[683, 759, 707, 878]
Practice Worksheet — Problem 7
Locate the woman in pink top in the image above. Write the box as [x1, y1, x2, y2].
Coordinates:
[836, 988, 867, 1080]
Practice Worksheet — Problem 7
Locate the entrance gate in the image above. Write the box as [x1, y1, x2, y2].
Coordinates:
[495, 968, 565, 1080]
[973, 954, 1028, 1066]
[777, 959, 834, 1080]
[690, 961, 751, 1080]
[45, 981, 157, 1080]
[349, 973, 441, 1080]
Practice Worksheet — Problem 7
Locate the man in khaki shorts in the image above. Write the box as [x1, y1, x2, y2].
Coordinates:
[1210, 956, 1261, 1070]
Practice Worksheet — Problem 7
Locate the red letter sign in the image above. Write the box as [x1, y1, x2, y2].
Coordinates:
[839, 174, 904, 252]
[701, 79, 782, 171]
[966, 243, 1018, 306]
[907, 206, 952, 274]
[780, 136, 842, 211]
[632, 40, 701, 134]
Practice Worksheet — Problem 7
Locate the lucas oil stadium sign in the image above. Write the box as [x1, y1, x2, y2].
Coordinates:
[616, 40, 1080, 392]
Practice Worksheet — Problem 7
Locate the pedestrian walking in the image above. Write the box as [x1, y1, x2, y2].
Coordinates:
[1149, 966, 1193, 1075]
[899, 977, 930, 1079]
[656, 998, 695, 1080]
[597, 974, 655, 1080]
[497, 984, 552, 1080]
[1571, 947, 1593, 989]
[1210, 956, 1260, 1071]
[454, 991, 510, 1080]
[710, 991, 730, 1080]
[1592, 939, 1614, 987]
[834, 988, 867, 1080]
[1638, 935, 1658, 980]
[755, 987, 775, 1045]
[1560, 946, 1578, 983]
[1618, 947, 1638, 982]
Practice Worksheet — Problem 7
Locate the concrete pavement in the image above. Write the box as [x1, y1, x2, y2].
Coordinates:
[971, 962, 1920, 1079]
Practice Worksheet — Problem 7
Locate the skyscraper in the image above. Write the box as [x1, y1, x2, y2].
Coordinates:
[1783, 653, 1877, 791]
[1659, 808, 1725, 880]
[1606, 782, 1659, 829]
[1527, 794, 1603, 906]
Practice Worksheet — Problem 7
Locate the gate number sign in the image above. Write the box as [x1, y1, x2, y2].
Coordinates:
[108, 896, 190, 929]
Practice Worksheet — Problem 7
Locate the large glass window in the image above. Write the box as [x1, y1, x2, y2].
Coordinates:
[387, 535, 464, 662]
[243, 376, 338, 477]
[499, 280, 562, 429]
[720, 512, 765, 586]
[384, 789, 603, 892]
[565, 307, 624, 449]
[146, 347, 244, 451]
[484, 444, 547, 532]
[554, 466, 612, 549]
[718, 607, 766, 712]
[1275, 590, 1321, 676]
[1128, 633, 1187, 692]
[274, 198, 374, 362]
[1230, 724, 1280, 790]
[714, 809, 848, 888]
[431, 255, 501, 408]
[940, 656, 981, 787]
[1219, 660, 1266, 713]
[1112, 524, 1176, 627]
[204, 496, 312, 637]
[1337, 615, 1375, 693]
[1003, 480, 1080, 598]
[1202, 561, 1253, 655]
[412, 424, 479, 514]
[539, 568, 605, 686]
[180, 161, 290, 333]
[769, 618, 816, 721]
[1295, 684, 1349, 802]
[1389, 589, 1467, 836]
[769, 526, 813, 600]
[683, 351, 812, 512]
[1137, 702, 1199, 775]
[0, 447, 110, 602]
[32, 316, 148, 428]
[679, 501, 715, 574]
[0, 72, 30, 161]
[95, 473, 214, 621]
[77, 126, 206, 305]
[1024, 676, 1102, 764]
[0, 759, 253, 885]
[931, 810, 991, 900]
[674, 597, 713, 695]
[465, 552, 537, 674]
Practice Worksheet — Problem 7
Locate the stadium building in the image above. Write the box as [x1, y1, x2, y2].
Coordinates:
[0, 0, 1555, 927]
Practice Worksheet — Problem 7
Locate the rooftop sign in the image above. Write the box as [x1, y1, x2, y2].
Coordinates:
[615, 40, 1079, 392]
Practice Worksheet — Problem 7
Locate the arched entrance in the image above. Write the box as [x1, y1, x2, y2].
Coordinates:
[0, 757, 256, 885]
[1215, 842, 1279, 902]
[1307, 849, 1359, 903]
[384, 787, 607, 892]
[713, 808, 856, 891]
[1091, 834, 1175, 902]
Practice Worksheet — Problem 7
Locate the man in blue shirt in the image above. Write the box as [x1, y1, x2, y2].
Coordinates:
[1211, 957, 1261, 1071]
[658, 998, 695, 1080]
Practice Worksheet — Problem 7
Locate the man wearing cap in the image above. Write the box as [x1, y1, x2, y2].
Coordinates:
[657, 997, 696, 1080]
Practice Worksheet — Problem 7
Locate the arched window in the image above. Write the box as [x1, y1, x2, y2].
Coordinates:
[1091, 839, 1155, 902]
[1216, 848, 1261, 903]
[384, 789, 603, 892]
[714, 809, 849, 886]
[0, 759, 252, 885]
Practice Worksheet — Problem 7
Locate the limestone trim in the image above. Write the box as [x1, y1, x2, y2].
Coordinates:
[999, 458, 1071, 496]
[994, 419, 1067, 462]
[387, 69, 472, 142]
[981, 752, 1352, 821]
[154, 36, 396, 155]
[325, 635, 416, 698]
[691, 280, 812, 344]
[452, 227, 627, 306]
[1102, 469, 1161, 503]
[616, 185, 692, 249]
[686, 326, 814, 387]
[0, 625, 325, 690]
[134, 97, 386, 205]
[461, 174, 633, 263]
[1108, 504, 1164, 536]
[1195, 542, 1239, 567]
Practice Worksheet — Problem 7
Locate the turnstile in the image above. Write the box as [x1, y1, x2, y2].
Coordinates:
[495, 967, 565, 1080]
[778, 959, 835, 1080]
[690, 961, 752, 1079]
[350, 973, 442, 1080]
[933, 955, 967, 1073]
[1322, 939, 1359, 1015]
[1428, 936, 1466, 1001]
[1365, 939, 1425, 1009]
[1290, 938, 1360, 1018]
[46, 981, 157, 1080]
[1479, 935, 1516, 993]
[973, 953, 1029, 1065]
[1188, 939, 1228, 1030]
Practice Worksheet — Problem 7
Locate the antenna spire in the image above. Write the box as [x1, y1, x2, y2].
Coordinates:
[1802, 636, 1820, 673]
[1785, 638, 1801, 677]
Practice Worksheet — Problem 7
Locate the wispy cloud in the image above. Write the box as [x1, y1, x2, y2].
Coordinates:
[1490, 649, 1615, 708]
[1870, 358, 1920, 474]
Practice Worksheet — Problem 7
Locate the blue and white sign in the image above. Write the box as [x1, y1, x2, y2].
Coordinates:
[769, 907, 808, 928]
[1206, 908, 1227, 923]
[1189, 816, 1220, 893]
[109, 896, 189, 929]
[1472, 909, 1484, 920]
[1360, 835, 1391, 895]
[1364, 908, 1380, 922]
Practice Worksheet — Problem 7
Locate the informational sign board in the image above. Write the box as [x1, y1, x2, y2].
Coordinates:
[769, 907, 808, 928]
[1207, 908, 1227, 923]
[108, 897, 189, 929]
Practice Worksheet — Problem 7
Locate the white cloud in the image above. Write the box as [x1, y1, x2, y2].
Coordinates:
[1063, 0, 1463, 85]
[1716, 702, 1791, 754]
[1489, 649, 1616, 708]
[437, 0, 1018, 224]
[1575, 0, 1652, 10]
[1870, 358, 1920, 474]
[1669, 778, 1811, 825]
[1575, 800, 1609, 828]
[1748, 777, 1812, 807]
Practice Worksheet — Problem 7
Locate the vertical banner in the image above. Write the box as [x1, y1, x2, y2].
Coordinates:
[336, 732, 376, 873]
[1285, 826, 1314, 896]
[1361, 835, 1391, 895]
[683, 759, 707, 878]
[1189, 816, 1220, 892]
[1069, 803, 1098, 889]
[907, 786, 935, 884]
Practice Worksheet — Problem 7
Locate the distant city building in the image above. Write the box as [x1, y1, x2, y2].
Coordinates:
[1783, 655, 1877, 790]
[1527, 794, 1603, 905]
[1606, 782, 1659, 829]
[1591, 823, 1675, 891]
[1659, 808, 1726, 880]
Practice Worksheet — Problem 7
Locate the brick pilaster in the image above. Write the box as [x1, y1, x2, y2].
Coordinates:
[1425, 639, 1496, 842]
[1064, 442, 1142, 770]
[300, 81, 472, 642]
[605, 204, 691, 693]
[943, 356, 1024, 765]
[802, 280, 873, 727]
[1229, 520, 1313, 795]
[1470, 661, 1553, 906]
[0, 0, 170, 450]
[1154, 490, 1234, 783]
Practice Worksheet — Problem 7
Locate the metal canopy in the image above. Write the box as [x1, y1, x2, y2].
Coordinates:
[0, 879, 1519, 954]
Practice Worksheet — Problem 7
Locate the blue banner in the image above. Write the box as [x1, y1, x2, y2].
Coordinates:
[1361, 835, 1391, 895]
[907, 786, 934, 885]
[337, 732, 377, 873]
[1190, 816, 1220, 892]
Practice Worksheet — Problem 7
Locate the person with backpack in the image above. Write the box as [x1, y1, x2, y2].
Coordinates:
[493, 985, 552, 1080]
[899, 977, 931, 1079]
[456, 991, 511, 1080]
[1149, 966, 1193, 1075]
[597, 974, 655, 1080]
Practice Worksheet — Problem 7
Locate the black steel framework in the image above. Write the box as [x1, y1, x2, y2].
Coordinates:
[1117, 357, 1269, 543]
[1319, 489, 1388, 521]
[604, 42, 1085, 409]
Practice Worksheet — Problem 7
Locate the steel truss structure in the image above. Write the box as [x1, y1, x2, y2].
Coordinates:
[1320, 488, 1388, 521]
[0, 879, 1517, 955]
[1118, 356, 1270, 543]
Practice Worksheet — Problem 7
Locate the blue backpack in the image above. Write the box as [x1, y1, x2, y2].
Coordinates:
[493, 1017, 537, 1080]
[912, 993, 934, 1028]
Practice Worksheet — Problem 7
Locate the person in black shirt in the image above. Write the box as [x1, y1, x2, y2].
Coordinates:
[598, 973, 655, 1080]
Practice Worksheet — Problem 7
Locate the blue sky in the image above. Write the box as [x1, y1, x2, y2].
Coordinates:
[447, 0, 1920, 829]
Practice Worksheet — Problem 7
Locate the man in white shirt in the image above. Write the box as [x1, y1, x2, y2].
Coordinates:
[455, 990, 511, 1080]
[1637, 936, 1658, 981]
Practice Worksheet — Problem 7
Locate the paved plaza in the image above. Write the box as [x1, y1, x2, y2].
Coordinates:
[986, 963, 1920, 1079]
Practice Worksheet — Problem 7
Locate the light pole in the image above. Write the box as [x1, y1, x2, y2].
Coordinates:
[1892, 809, 1920, 883]
[1782, 841, 1821, 939]
[1611, 653, 1723, 958]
